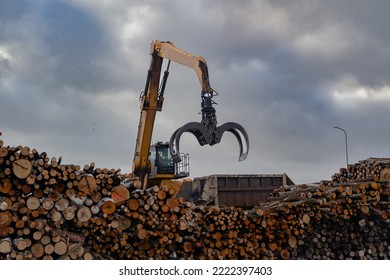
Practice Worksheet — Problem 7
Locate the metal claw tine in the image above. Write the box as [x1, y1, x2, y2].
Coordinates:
[215, 122, 249, 161]
[169, 122, 208, 163]
[169, 128, 181, 163]
[225, 128, 244, 160]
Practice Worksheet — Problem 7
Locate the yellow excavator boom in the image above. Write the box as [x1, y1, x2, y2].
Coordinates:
[132, 40, 249, 189]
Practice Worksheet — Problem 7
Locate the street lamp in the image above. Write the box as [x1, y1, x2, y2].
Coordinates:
[334, 126, 349, 166]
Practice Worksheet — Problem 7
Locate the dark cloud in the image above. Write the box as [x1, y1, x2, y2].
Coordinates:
[1, 0, 390, 184]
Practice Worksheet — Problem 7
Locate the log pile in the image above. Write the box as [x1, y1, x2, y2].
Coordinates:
[331, 158, 390, 184]
[1, 134, 390, 260]
[265, 178, 390, 259]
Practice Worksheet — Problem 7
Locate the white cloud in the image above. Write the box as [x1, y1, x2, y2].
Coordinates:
[0, 47, 12, 62]
[331, 75, 390, 106]
[294, 24, 354, 57]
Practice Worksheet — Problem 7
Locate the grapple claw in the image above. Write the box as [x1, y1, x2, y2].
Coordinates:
[169, 121, 249, 163]
[169, 92, 249, 163]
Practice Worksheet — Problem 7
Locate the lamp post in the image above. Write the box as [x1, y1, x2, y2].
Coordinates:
[334, 126, 349, 166]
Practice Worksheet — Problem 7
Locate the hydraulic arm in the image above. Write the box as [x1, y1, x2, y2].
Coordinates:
[132, 40, 249, 186]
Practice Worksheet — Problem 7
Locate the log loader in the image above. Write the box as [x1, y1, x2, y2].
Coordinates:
[132, 40, 249, 189]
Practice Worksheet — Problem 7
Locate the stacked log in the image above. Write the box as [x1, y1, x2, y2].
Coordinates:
[0, 137, 139, 259]
[331, 158, 390, 184]
[1, 134, 390, 260]
[265, 178, 390, 259]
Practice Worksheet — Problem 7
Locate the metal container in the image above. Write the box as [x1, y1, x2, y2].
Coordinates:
[190, 174, 294, 208]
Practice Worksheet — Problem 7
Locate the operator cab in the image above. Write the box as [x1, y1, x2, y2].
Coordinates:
[149, 142, 189, 179]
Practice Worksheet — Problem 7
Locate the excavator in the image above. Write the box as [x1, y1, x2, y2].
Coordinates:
[132, 40, 249, 189]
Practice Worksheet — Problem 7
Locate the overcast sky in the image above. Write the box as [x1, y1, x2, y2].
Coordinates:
[1, 0, 390, 184]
